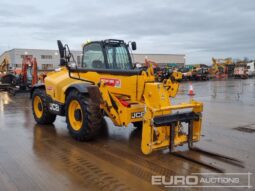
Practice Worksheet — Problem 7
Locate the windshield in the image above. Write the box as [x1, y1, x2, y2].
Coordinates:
[82, 43, 105, 69]
[105, 44, 132, 70]
[82, 42, 132, 70]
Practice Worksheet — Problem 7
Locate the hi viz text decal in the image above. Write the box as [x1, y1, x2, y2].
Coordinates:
[100, 78, 121, 88]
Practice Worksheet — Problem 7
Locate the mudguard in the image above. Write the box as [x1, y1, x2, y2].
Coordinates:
[65, 83, 91, 94]
[30, 83, 45, 98]
[65, 83, 103, 104]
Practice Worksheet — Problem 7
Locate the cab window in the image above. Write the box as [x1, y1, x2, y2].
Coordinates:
[82, 43, 105, 69]
[105, 44, 131, 70]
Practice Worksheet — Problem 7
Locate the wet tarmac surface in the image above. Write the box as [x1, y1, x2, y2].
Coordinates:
[0, 79, 255, 190]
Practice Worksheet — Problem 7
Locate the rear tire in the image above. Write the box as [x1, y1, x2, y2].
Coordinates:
[66, 90, 103, 141]
[32, 88, 56, 124]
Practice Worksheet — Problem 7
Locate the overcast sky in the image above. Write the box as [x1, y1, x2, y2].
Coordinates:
[0, 0, 254, 64]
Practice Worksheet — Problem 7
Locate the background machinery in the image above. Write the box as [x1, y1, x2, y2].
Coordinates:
[0, 56, 39, 93]
[20, 56, 38, 87]
[0, 57, 15, 90]
[178, 65, 193, 81]
[209, 57, 235, 79]
[31, 39, 203, 155]
[209, 58, 227, 79]
[247, 61, 255, 77]
[0, 57, 10, 77]
[137, 59, 182, 82]
[190, 64, 209, 81]
[223, 58, 235, 77]
[234, 61, 248, 79]
[178, 65, 209, 81]
[9, 56, 39, 94]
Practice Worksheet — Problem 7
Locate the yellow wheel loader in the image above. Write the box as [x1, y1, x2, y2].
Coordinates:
[31, 39, 203, 154]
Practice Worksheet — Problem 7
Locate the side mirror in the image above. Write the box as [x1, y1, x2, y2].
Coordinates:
[131, 41, 137, 50]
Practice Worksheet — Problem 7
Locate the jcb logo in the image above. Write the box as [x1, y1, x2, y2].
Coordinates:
[131, 112, 144, 119]
[49, 103, 60, 112]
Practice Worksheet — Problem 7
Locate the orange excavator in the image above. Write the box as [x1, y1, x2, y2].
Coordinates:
[9, 56, 39, 95]
[21, 56, 38, 86]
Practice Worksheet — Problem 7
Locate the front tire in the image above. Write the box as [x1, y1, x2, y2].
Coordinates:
[32, 88, 56, 124]
[66, 90, 103, 141]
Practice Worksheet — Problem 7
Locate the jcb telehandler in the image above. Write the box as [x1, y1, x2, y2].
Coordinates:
[31, 39, 203, 154]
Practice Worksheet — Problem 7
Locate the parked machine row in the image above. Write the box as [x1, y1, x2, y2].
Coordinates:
[149, 57, 254, 82]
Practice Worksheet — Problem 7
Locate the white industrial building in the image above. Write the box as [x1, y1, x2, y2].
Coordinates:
[0, 48, 185, 70]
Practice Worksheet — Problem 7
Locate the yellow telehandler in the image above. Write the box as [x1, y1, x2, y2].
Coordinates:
[31, 39, 203, 154]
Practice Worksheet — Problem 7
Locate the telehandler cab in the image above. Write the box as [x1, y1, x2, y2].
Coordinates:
[31, 39, 203, 154]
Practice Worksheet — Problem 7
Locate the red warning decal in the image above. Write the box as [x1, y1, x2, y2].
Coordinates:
[100, 78, 121, 88]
